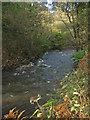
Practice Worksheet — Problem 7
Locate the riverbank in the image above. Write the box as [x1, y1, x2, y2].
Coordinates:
[2, 49, 76, 118]
[2, 48, 89, 119]
[28, 49, 89, 119]
[2, 46, 75, 71]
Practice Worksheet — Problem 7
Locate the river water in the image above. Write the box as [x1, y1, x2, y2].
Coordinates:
[2, 49, 76, 117]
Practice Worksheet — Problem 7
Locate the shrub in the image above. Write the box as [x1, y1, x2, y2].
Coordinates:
[70, 47, 87, 64]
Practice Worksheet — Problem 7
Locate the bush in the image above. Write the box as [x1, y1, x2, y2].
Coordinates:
[70, 47, 87, 64]
[52, 31, 66, 49]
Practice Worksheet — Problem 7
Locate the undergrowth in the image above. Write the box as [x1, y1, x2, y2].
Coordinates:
[70, 47, 87, 64]
[28, 49, 89, 119]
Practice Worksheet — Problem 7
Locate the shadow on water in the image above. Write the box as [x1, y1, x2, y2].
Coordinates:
[2, 49, 76, 117]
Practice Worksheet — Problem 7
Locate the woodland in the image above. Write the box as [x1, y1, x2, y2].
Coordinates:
[2, 2, 89, 119]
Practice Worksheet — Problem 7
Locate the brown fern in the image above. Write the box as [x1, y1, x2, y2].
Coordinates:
[3, 107, 27, 120]
[53, 96, 71, 118]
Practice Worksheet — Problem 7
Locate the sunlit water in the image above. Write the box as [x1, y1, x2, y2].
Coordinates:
[2, 49, 76, 117]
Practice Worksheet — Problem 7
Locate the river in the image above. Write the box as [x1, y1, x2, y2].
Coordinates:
[2, 49, 76, 117]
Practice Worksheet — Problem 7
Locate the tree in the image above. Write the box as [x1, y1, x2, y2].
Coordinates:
[2, 2, 54, 69]
[56, 2, 88, 50]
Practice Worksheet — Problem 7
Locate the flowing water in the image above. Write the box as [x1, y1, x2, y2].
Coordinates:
[2, 49, 76, 117]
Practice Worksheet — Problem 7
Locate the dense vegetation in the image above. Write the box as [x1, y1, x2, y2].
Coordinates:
[27, 49, 89, 119]
[2, 3, 53, 70]
[2, 2, 89, 119]
[2, 2, 88, 70]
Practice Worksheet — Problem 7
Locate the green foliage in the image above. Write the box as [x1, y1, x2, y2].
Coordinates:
[53, 31, 66, 49]
[30, 52, 89, 118]
[30, 94, 55, 119]
[70, 48, 87, 64]
[39, 34, 52, 51]
[2, 2, 54, 70]
[61, 56, 89, 117]
[2, 2, 88, 70]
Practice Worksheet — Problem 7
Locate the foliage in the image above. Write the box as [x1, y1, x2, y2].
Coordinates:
[29, 50, 89, 119]
[2, 2, 88, 70]
[52, 31, 66, 49]
[3, 107, 27, 120]
[56, 2, 88, 50]
[70, 47, 87, 64]
[2, 2, 54, 70]
[59, 55, 89, 118]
